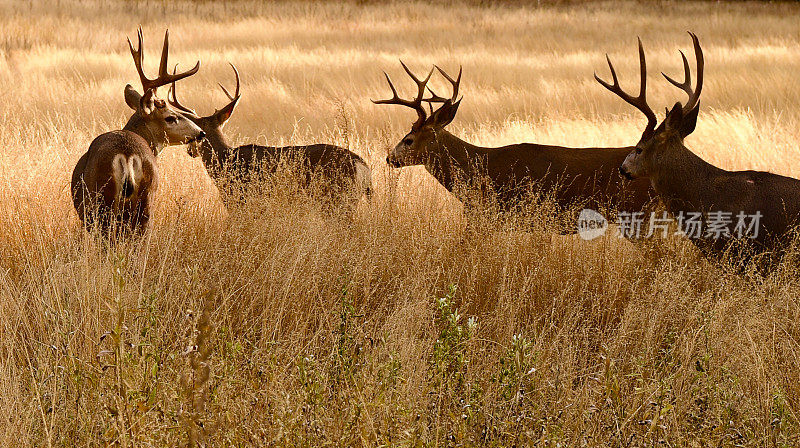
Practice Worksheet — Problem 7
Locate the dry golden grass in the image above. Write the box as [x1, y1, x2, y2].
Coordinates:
[2, 0, 800, 446]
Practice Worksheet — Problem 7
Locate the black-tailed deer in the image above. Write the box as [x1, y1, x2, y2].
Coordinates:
[374, 61, 654, 232]
[168, 64, 372, 215]
[600, 32, 800, 260]
[71, 28, 205, 234]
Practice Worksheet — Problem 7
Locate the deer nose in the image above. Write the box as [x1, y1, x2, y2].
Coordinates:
[197, 131, 206, 141]
[619, 166, 633, 180]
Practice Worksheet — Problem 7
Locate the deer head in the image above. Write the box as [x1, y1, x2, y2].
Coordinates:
[168, 63, 241, 158]
[374, 61, 462, 167]
[123, 27, 205, 153]
[596, 33, 703, 181]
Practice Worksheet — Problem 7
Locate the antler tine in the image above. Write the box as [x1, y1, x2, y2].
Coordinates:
[128, 27, 147, 91]
[167, 64, 198, 117]
[127, 27, 200, 93]
[424, 86, 449, 103]
[433, 64, 462, 102]
[155, 29, 200, 89]
[595, 37, 657, 138]
[399, 60, 434, 88]
[158, 29, 170, 80]
[662, 50, 691, 94]
[401, 60, 435, 112]
[218, 63, 241, 102]
[372, 61, 434, 128]
[686, 32, 703, 111]
[372, 73, 406, 105]
[636, 38, 649, 100]
[662, 32, 704, 112]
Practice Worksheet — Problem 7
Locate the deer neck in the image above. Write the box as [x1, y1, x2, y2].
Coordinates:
[423, 129, 490, 193]
[123, 113, 166, 155]
[199, 128, 234, 176]
[650, 144, 726, 214]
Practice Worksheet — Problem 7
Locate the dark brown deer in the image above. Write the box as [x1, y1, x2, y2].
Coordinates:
[601, 32, 800, 260]
[167, 64, 372, 215]
[71, 28, 205, 234]
[374, 61, 655, 232]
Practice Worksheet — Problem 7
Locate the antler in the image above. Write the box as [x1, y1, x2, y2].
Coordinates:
[128, 27, 200, 93]
[662, 31, 704, 112]
[595, 37, 657, 139]
[169, 62, 240, 119]
[373, 61, 435, 129]
[425, 65, 463, 104]
[218, 62, 241, 104]
[167, 64, 199, 117]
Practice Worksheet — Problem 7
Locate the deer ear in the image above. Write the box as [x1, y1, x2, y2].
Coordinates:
[431, 99, 461, 128]
[214, 97, 239, 128]
[680, 103, 699, 138]
[124, 85, 142, 111]
[139, 89, 157, 116]
[664, 101, 684, 132]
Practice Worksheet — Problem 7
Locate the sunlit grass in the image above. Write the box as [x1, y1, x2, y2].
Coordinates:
[1, 0, 800, 446]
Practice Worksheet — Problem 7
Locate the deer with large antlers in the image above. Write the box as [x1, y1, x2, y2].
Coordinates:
[71, 28, 205, 234]
[600, 32, 800, 260]
[374, 61, 655, 232]
[168, 64, 372, 215]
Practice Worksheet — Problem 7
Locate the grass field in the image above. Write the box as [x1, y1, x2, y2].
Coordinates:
[2, 0, 800, 446]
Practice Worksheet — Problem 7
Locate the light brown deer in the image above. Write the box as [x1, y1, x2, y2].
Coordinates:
[602, 32, 800, 260]
[71, 28, 205, 234]
[374, 61, 655, 232]
[167, 64, 372, 215]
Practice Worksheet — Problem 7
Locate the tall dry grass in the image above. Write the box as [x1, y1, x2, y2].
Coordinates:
[1, 0, 800, 446]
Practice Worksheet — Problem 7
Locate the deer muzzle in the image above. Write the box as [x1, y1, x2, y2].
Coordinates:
[186, 132, 206, 157]
[619, 166, 634, 180]
[386, 156, 401, 168]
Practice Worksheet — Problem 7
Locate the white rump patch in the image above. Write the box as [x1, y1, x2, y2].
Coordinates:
[354, 162, 372, 196]
[112, 154, 143, 200]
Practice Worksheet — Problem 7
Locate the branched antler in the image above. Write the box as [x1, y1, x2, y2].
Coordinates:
[217, 63, 241, 104]
[128, 27, 200, 93]
[169, 62, 240, 119]
[167, 64, 199, 117]
[595, 37, 657, 139]
[373, 61, 435, 130]
[425, 65, 462, 104]
[662, 31, 704, 112]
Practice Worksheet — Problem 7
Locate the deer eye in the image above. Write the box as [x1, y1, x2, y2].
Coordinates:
[635, 147, 643, 154]
[165, 116, 177, 124]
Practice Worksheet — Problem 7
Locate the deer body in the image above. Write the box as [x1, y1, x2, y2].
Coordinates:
[70, 28, 204, 235]
[72, 131, 158, 232]
[414, 129, 652, 214]
[168, 65, 372, 211]
[202, 142, 371, 201]
[375, 62, 654, 229]
[627, 109, 800, 254]
[602, 32, 800, 259]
